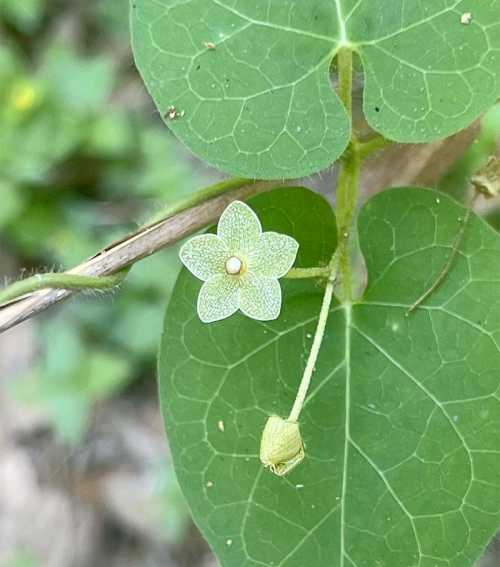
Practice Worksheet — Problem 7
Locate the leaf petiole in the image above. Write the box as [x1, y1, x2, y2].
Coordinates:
[284, 267, 330, 279]
[355, 134, 392, 159]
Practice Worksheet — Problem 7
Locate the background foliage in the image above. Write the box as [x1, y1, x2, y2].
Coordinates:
[0, 1, 216, 565]
[1, 0, 209, 440]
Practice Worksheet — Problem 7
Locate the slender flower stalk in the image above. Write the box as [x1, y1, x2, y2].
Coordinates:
[284, 266, 330, 279]
[288, 253, 339, 423]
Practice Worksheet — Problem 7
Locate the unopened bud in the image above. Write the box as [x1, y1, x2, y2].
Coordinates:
[260, 415, 304, 476]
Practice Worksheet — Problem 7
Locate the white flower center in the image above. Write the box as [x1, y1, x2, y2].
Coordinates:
[225, 256, 243, 275]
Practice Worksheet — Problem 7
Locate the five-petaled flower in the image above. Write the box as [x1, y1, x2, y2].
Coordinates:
[180, 200, 299, 323]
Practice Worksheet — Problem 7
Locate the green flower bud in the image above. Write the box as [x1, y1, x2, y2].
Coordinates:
[260, 415, 304, 476]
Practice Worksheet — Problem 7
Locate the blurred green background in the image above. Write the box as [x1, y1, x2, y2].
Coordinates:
[0, 2, 498, 566]
[0, 29, 197, 439]
[0, 1, 219, 566]
[0, 0, 212, 441]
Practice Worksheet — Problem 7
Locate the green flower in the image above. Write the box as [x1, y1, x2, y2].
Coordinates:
[180, 200, 299, 323]
[260, 415, 305, 476]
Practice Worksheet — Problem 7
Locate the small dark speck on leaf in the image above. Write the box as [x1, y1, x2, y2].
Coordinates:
[375, 106, 380, 113]
[196, 64, 201, 70]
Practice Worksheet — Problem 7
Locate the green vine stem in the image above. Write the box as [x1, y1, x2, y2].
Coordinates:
[286, 46, 358, 423]
[337, 47, 353, 118]
[335, 143, 361, 301]
[335, 47, 360, 301]
[0, 269, 129, 306]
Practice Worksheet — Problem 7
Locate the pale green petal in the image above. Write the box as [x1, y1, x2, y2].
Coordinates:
[217, 200, 261, 255]
[249, 232, 299, 278]
[180, 234, 228, 281]
[239, 274, 281, 321]
[197, 274, 239, 323]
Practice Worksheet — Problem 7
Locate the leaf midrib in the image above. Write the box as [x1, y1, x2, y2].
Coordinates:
[340, 302, 352, 567]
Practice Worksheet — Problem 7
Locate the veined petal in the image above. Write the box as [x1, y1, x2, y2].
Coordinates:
[249, 232, 299, 278]
[197, 275, 239, 323]
[239, 274, 281, 321]
[180, 234, 228, 281]
[217, 200, 261, 255]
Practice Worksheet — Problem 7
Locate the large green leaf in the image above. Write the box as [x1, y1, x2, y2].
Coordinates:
[159, 186, 500, 566]
[131, 1, 500, 179]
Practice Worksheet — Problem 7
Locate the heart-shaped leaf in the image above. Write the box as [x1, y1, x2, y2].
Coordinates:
[131, 1, 500, 179]
[159, 186, 500, 566]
